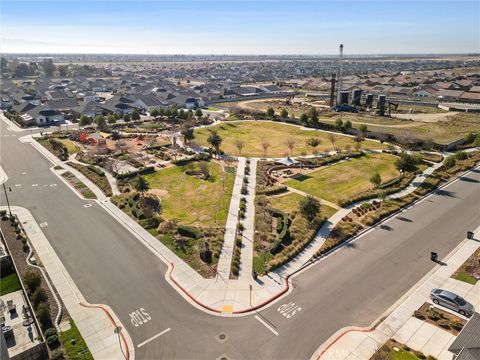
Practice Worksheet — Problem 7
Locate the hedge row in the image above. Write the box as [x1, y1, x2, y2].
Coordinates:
[338, 172, 416, 207]
[267, 207, 290, 254]
[172, 153, 210, 166]
[87, 164, 105, 176]
[299, 151, 365, 167]
[114, 166, 155, 180]
[257, 185, 288, 196]
[67, 162, 113, 197]
[178, 225, 202, 239]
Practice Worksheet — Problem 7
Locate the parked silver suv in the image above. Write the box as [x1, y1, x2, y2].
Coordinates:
[430, 288, 474, 317]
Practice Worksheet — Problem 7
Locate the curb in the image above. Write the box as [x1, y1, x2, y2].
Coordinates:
[301, 162, 480, 274]
[315, 327, 374, 359]
[79, 303, 131, 360]
[168, 262, 291, 315]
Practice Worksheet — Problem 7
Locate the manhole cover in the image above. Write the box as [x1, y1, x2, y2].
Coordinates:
[215, 332, 228, 344]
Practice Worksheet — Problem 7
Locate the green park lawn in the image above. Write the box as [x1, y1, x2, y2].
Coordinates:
[0, 273, 21, 296]
[269, 192, 337, 218]
[56, 138, 80, 155]
[144, 161, 235, 227]
[286, 153, 399, 205]
[194, 121, 387, 157]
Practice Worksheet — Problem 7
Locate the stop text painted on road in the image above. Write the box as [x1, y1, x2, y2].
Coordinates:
[277, 301, 302, 319]
[130, 308, 151, 327]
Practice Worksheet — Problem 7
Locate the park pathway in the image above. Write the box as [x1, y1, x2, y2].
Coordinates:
[238, 158, 258, 280]
[216, 157, 246, 280]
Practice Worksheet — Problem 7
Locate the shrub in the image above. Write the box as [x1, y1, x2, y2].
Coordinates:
[413, 350, 426, 359]
[450, 320, 463, 331]
[241, 185, 248, 195]
[24, 270, 42, 292]
[437, 319, 450, 329]
[44, 328, 57, 338]
[443, 155, 456, 169]
[32, 288, 48, 309]
[237, 222, 245, 232]
[47, 334, 60, 348]
[36, 303, 52, 330]
[413, 310, 425, 320]
[455, 150, 468, 160]
[51, 350, 65, 360]
[235, 237, 242, 247]
[177, 225, 202, 239]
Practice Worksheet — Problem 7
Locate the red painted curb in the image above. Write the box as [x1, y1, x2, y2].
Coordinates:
[168, 263, 222, 313]
[316, 327, 374, 359]
[80, 302, 130, 360]
[168, 262, 290, 315]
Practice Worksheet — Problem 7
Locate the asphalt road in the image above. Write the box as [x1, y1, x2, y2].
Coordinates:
[1, 121, 479, 360]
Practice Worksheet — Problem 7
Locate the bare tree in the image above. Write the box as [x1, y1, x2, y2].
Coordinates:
[261, 140, 271, 158]
[285, 138, 296, 156]
[234, 140, 245, 156]
[327, 133, 337, 151]
[353, 135, 364, 151]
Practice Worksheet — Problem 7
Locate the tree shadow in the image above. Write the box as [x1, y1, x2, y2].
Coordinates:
[435, 189, 456, 198]
[379, 224, 393, 231]
[291, 174, 311, 181]
[397, 216, 413, 222]
[459, 176, 480, 183]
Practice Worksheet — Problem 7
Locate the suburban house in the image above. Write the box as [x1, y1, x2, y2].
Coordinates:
[21, 105, 65, 126]
[133, 94, 167, 112]
[448, 312, 480, 360]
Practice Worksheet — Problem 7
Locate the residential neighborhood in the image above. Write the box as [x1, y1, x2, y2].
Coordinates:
[1, 1, 480, 360]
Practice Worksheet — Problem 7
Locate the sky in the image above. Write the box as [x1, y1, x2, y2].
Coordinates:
[0, 0, 479, 55]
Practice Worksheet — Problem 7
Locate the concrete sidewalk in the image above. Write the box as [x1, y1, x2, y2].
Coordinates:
[2, 206, 134, 360]
[19, 131, 467, 316]
[311, 226, 480, 360]
[217, 157, 246, 279]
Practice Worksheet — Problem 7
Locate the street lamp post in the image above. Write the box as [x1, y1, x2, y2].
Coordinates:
[2, 183, 12, 217]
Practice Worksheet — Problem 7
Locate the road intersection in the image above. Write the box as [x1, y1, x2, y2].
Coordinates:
[1, 119, 480, 359]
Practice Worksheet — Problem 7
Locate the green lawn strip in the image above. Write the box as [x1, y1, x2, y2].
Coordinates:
[56, 138, 80, 155]
[59, 320, 94, 360]
[286, 153, 399, 204]
[61, 171, 97, 199]
[67, 162, 112, 197]
[194, 121, 387, 157]
[144, 161, 235, 227]
[453, 271, 478, 285]
[269, 192, 337, 217]
[0, 272, 21, 296]
[392, 349, 421, 360]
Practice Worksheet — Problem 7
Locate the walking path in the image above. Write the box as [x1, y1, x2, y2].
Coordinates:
[216, 157, 246, 279]
[68, 153, 121, 196]
[2, 206, 133, 360]
[311, 226, 480, 360]
[238, 158, 257, 280]
[15, 131, 477, 316]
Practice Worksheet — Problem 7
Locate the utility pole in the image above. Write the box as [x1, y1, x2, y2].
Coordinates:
[2, 183, 12, 217]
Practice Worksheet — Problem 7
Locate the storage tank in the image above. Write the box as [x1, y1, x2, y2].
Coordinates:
[352, 89, 362, 106]
[339, 91, 349, 105]
[377, 94, 386, 109]
[365, 94, 374, 108]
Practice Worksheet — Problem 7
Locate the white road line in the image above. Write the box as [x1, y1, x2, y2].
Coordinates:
[254, 315, 279, 336]
[137, 328, 171, 348]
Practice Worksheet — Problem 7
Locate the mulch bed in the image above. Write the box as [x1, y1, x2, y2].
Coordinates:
[1, 217, 69, 327]
[413, 302, 466, 335]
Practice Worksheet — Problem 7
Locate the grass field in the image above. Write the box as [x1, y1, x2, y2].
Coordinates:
[60, 320, 94, 360]
[269, 192, 337, 218]
[194, 121, 386, 157]
[325, 112, 480, 145]
[0, 272, 21, 296]
[144, 161, 235, 226]
[286, 153, 399, 204]
[56, 138, 80, 154]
